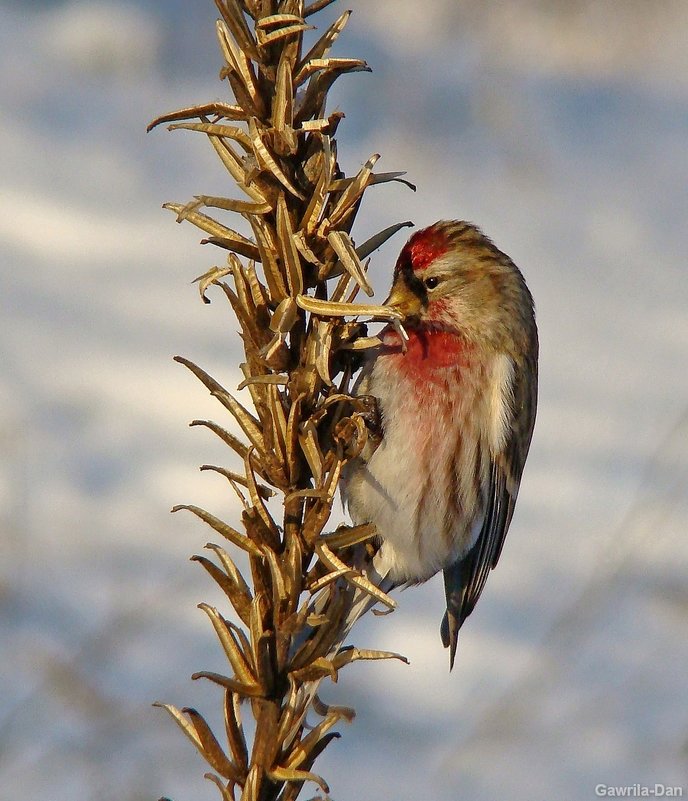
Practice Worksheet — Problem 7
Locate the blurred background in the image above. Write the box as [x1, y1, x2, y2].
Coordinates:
[1, 1, 687, 799]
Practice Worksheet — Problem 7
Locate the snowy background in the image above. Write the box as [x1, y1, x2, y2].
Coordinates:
[1, 1, 687, 800]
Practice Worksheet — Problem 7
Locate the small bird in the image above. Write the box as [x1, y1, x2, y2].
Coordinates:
[341, 220, 538, 668]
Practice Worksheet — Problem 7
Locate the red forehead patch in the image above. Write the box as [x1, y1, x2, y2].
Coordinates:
[397, 225, 449, 273]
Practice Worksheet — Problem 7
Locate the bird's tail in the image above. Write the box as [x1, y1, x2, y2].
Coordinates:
[441, 558, 475, 671]
[440, 608, 459, 671]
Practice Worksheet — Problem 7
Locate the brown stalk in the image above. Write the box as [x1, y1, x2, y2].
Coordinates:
[150, 3, 414, 799]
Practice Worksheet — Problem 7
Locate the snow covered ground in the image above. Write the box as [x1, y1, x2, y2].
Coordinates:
[1, 2, 686, 800]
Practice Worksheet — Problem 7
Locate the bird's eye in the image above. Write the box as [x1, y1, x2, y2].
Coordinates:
[424, 276, 441, 290]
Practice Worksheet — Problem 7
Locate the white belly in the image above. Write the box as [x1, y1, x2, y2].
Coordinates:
[342, 354, 491, 584]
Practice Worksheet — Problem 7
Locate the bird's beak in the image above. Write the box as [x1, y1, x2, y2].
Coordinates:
[384, 278, 422, 319]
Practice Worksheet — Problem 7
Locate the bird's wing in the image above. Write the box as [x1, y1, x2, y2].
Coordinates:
[441, 348, 538, 668]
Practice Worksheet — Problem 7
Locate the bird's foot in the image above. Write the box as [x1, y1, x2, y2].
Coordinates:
[353, 394, 383, 440]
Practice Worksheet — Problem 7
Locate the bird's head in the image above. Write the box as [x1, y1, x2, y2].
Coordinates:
[385, 221, 535, 356]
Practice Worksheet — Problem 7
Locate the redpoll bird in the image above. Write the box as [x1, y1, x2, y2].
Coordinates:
[341, 221, 538, 669]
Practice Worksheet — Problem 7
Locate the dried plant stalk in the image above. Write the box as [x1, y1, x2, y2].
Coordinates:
[150, 3, 413, 799]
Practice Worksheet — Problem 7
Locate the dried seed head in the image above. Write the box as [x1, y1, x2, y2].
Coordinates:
[153, 4, 416, 798]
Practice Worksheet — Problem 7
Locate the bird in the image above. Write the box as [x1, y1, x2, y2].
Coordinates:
[341, 220, 538, 669]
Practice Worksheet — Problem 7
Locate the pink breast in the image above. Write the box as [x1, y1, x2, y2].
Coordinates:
[380, 326, 472, 377]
